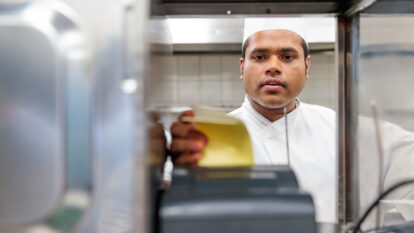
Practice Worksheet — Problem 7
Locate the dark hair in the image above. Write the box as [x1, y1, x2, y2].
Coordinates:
[241, 34, 310, 61]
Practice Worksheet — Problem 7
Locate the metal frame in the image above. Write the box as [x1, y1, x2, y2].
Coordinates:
[337, 14, 360, 226]
[152, 1, 338, 15]
[151, 0, 414, 231]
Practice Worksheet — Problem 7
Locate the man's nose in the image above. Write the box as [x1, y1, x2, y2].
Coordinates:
[265, 56, 281, 76]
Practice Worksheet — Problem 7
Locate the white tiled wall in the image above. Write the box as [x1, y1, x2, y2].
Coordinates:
[300, 52, 337, 110]
[148, 52, 336, 111]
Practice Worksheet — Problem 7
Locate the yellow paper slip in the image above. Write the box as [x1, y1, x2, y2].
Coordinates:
[183, 107, 254, 167]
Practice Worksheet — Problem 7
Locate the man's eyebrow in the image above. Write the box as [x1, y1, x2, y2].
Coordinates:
[250, 48, 271, 54]
[278, 47, 299, 53]
[250, 47, 299, 54]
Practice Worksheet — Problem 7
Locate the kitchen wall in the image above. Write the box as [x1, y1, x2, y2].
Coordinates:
[148, 51, 337, 112]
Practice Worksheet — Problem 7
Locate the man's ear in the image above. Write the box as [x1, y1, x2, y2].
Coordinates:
[305, 55, 311, 80]
[240, 57, 244, 80]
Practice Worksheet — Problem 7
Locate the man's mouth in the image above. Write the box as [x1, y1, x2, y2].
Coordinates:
[262, 79, 284, 90]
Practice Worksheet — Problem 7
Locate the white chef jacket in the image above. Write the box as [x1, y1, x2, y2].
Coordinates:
[228, 97, 337, 223]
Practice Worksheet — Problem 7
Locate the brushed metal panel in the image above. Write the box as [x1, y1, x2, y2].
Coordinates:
[0, 1, 92, 232]
[0, 24, 63, 224]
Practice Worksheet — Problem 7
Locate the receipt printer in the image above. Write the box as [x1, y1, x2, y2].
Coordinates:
[158, 166, 316, 233]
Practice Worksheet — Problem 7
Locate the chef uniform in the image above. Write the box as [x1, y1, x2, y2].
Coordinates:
[229, 96, 337, 223]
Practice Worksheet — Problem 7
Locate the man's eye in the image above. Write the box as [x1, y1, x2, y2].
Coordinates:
[253, 55, 265, 61]
[282, 55, 296, 61]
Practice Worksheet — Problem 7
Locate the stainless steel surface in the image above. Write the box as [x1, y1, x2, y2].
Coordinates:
[0, 1, 92, 232]
[336, 15, 360, 227]
[345, 0, 377, 16]
[0, 0, 149, 232]
[152, 2, 339, 16]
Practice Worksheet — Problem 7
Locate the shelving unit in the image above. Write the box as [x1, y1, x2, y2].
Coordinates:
[150, 0, 414, 230]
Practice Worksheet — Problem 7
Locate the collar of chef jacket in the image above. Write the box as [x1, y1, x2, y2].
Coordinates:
[241, 96, 301, 138]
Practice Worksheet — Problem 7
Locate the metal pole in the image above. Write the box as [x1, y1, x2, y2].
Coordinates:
[337, 14, 360, 227]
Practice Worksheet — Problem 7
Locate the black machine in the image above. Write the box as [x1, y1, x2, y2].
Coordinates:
[158, 166, 317, 233]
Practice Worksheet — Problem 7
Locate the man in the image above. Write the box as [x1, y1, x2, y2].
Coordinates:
[170, 29, 337, 223]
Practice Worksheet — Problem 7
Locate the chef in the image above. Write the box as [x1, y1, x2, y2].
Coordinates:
[170, 28, 337, 223]
[168, 24, 414, 227]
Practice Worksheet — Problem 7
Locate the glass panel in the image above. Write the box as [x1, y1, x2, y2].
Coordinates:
[358, 15, 414, 230]
[149, 16, 339, 228]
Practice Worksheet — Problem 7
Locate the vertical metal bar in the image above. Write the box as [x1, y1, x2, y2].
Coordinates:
[134, 0, 150, 231]
[337, 14, 360, 227]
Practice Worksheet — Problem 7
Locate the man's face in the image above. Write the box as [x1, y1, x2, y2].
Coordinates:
[240, 30, 310, 109]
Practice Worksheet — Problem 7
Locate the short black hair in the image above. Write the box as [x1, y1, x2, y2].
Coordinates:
[241, 34, 309, 61]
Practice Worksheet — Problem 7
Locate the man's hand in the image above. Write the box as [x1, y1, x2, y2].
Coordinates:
[170, 110, 208, 167]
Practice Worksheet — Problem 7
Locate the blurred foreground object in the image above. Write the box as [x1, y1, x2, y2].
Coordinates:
[0, 0, 149, 232]
[159, 166, 316, 233]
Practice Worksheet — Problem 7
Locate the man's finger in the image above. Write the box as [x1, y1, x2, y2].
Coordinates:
[173, 152, 202, 167]
[170, 121, 197, 137]
[170, 138, 206, 154]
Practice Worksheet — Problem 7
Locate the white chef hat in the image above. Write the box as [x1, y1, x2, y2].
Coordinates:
[243, 17, 308, 45]
[243, 17, 336, 46]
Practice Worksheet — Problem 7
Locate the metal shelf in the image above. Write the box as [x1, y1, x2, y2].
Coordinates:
[151, 1, 340, 16]
[152, 0, 414, 16]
